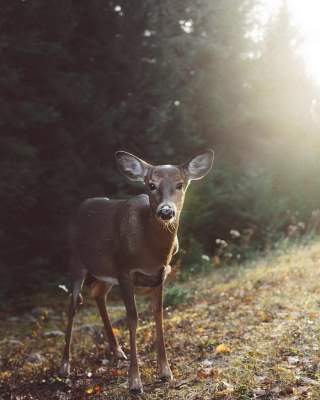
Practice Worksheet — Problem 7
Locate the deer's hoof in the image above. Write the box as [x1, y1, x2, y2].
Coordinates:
[159, 365, 173, 382]
[59, 360, 70, 377]
[129, 377, 143, 394]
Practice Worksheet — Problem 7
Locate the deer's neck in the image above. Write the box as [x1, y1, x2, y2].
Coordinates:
[147, 209, 180, 263]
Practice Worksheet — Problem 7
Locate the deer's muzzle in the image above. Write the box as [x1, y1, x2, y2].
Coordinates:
[156, 204, 176, 221]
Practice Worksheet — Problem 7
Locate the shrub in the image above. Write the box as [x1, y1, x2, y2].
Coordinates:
[164, 286, 192, 308]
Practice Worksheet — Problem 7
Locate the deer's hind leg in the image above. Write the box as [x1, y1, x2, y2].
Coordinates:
[91, 280, 127, 362]
[59, 267, 86, 377]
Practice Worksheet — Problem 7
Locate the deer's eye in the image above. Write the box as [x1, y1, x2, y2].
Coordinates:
[176, 182, 183, 190]
[149, 182, 157, 191]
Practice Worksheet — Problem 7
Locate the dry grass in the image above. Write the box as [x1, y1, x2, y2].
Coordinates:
[2, 240, 320, 399]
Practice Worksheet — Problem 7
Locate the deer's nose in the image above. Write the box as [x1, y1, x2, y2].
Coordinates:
[157, 205, 175, 220]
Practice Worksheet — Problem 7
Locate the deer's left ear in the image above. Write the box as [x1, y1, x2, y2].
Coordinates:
[183, 150, 214, 180]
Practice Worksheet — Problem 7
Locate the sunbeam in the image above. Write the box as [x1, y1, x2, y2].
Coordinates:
[263, 0, 320, 84]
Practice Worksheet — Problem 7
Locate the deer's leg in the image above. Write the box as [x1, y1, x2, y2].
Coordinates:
[152, 282, 173, 381]
[59, 275, 84, 377]
[91, 280, 127, 362]
[119, 276, 143, 394]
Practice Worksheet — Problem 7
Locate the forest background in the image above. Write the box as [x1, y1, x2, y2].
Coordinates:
[1, 0, 320, 297]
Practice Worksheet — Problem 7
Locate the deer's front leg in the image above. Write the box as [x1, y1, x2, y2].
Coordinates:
[119, 275, 143, 394]
[152, 282, 173, 381]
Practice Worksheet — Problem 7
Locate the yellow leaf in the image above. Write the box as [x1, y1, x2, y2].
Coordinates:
[142, 329, 152, 341]
[112, 328, 121, 336]
[258, 310, 272, 322]
[86, 387, 94, 395]
[216, 344, 231, 354]
[215, 389, 234, 398]
[0, 371, 12, 379]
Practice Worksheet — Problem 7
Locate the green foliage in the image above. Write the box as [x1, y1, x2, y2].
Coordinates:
[164, 286, 191, 308]
[178, 237, 212, 280]
[181, 162, 289, 255]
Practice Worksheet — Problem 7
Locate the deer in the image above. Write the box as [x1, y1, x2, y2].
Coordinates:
[59, 149, 214, 393]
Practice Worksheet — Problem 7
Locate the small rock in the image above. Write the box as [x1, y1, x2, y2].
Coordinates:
[26, 352, 45, 365]
[288, 356, 299, 365]
[74, 324, 100, 334]
[201, 359, 214, 367]
[44, 330, 64, 337]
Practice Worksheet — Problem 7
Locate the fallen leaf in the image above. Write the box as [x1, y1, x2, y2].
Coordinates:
[94, 385, 103, 394]
[197, 367, 220, 379]
[258, 310, 273, 322]
[216, 344, 231, 354]
[0, 371, 12, 380]
[110, 368, 126, 377]
[112, 328, 121, 336]
[215, 389, 234, 398]
[197, 367, 214, 379]
[86, 387, 94, 395]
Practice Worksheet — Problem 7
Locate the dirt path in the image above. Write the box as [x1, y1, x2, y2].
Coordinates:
[2, 241, 320, 399]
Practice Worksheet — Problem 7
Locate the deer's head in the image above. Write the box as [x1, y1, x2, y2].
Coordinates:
[116, 150, 214, 226]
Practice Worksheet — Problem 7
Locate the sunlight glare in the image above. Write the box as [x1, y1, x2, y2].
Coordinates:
[263, 0, 320, 84]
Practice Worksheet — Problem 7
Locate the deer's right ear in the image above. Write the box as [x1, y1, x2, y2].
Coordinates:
[115, 151, 151, 182]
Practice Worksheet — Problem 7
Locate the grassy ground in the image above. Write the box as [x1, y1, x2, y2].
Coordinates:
[2, 240, 320, 399]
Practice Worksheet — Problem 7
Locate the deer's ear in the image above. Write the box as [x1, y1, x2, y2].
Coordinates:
[115, 151, 151, 182]
[183, 150, 214, 180]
